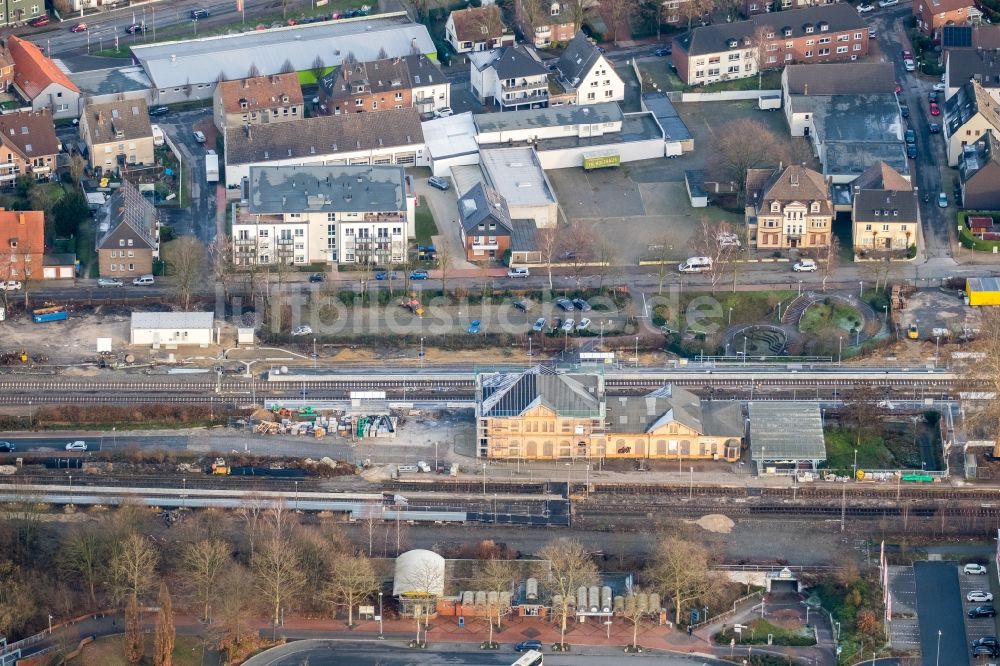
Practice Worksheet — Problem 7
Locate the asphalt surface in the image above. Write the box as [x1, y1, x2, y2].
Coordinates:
[913, 560, 969, 666]
[242, 640, 727, 666]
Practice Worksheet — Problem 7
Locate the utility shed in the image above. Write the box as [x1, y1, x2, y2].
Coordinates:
[966, 277, 1000, 306]
[748, 402, 826, 474]
[130, 312, 216, 347]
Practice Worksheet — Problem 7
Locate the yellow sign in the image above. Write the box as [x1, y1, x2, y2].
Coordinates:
[583, 153, 620, 170]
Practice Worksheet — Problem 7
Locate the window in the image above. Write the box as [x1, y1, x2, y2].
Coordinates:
[811, 202, 819, 212]
[707, 68, 720, 76]
[854, 32, 863, 39]
[882, 224, 890, 231]
[805, 26, 814, 33]
[771, 202, 780, 212]
[854, 44, 862, 51]
[355, 99, 363, 106]
[818, 37, 831, 44]
[784, 53, 792, 61]
[766, 55, 777, 63]
[604, 89, 613, 97]
[806, 39, 814, 45]
[127, 250, 134, 258]
[294, 229, 303, 237]
[128, 263, 134, 271]
[838, 34, 849, 41]
[765, 31, 774, 38]
[110, 263, 116, 271]
[728, 65, 740, 73]
[695, 70, 704, 78]
[259, 229, 269, 237]
[837, 45, 848, 53]
[805, 50, 813, 57]
[728, 53, 740, 61]
[819, 48, 830, 55]
[119, 239, 125, 247]
[766, 44, 778, 51]
[127, 239, 133, 246]
[587, 92, 595, 100]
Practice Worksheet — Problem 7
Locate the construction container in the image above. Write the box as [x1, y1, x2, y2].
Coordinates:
[967, 277, 1000, 306]
[526, 578, 538, 601]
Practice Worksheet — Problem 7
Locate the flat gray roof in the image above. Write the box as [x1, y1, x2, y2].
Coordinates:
[748, 402, 826, 461]
[249, 165, 406, 214]
[478, 113, 662, 152]
[69, 66, 152, 95]
[131, 312, 214, 330]
[825, 141, 910, 179]
[132, 15, 434, 89]
[480, 147, 557, 208]
[474, 102, 623, 134]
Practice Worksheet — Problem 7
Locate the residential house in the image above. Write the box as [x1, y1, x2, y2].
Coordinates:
[0, 1, 45, 28]
[79, 99, 154, 172]
[317, 54, 450, 117]
[457, 182, 514, 261]
[96, 180, 159, 279]
[222, 107, 425, 188]
[944, 47, 1000, 104]
[781, 62, 908, 183]
[515, 0, 577, 48]
[672, 4, 869, 86]
[960, 132, 1000, 210]
[232, 164, 414, 267]
[470, 45, 550, 111]
[745, 164, 833, 250]
[914, 0, 976, 36]
[742, 0, 836, 17]
[0, 208, 43, 283]
[554, 31, 624, 105]
[0, 109, 60, 186]
[7, 36, 80, 119]
[480, 147, 558, 228]
[445, 5, 515, 54]
[213, 72, 304, 132]
[851, 162, 919, 254]
[943, 80, 1000, 166]
[605, 386, 744, 462]
[0, 45, 14, 91]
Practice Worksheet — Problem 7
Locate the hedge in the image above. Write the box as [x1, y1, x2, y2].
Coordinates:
[957, 211, 1000, 251]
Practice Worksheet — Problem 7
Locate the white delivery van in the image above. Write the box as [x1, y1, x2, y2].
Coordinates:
[678, 256, 713, 273]
[151, 124, 165, 146]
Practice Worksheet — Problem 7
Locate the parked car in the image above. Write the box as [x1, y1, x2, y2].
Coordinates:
[793, 259, 817, 272]
[928, 91, 938, 102]
[29, 15, 50, 27]
[507, 267, 530, 278]
[905, 129, 916, 144]
[930, 102, 941, 116]
[965, 564, 989, 575]
[0, 281, 22, 291]
[972, 644, 999, 658]
[97, 278, 123, 287]
[561, 318, 575, 332]
[555, 298, 574, 311]
[907, 144, 917, 159]
[933, 82, 946, 92]
[928, 123, 941, 133]
[558, 250, 578, 261]
[149, 106, 170, 116]
[900, 104, 910, 118]
[125, 23, 147, 34]
[969, 605, 997, 618]
[577, 318, 591, 331]
[901, 49, 913, 60]
[190, 8, 210, 19]
[857, 2, 874, 11]
[291, 325, 312, 336]
[655, 46, 672, 56]
[375, 271, 398, 280]
[0, 442, 15, 452]
[968, 591, 995, 603]
[65, 441, 87, 451]
[532, 317, 546, 332]
[877, 0, 898, 7]
[428, 176, 450, 191]
[133, 275, 154, 286]
[70, 22, 88, 32]
[894, 82, 902, 94]
[193, 130, 206, 143]
[572, 298, 592, 311]
[513, 300, 532, 312]
[409, 270, 429, 280]
[433, 107, 454, 118]
[903, 59, 916, 72]
[308, 273, 326, 283]
[972, 636, 1000, 649]
[514, 640, 542, 652]
[938, 192, 948, 208]
[467, 320, 481, 334]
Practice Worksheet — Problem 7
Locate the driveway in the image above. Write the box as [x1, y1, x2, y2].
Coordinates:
[408, 168, 477, 271]
[913, 560, 969, 666]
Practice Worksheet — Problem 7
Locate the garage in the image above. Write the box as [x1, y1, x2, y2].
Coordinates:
[966, 277, 1000, 306]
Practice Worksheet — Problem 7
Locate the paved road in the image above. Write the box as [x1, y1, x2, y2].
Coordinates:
[242, 640, 728, 666]
[913, 560, 969, 666]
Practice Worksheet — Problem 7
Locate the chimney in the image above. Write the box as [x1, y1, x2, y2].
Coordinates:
[243, 79, 249, 88]
[18, 212, 23, 225]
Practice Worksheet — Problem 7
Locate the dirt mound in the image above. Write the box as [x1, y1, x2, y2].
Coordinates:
[694, 514, 735, 534]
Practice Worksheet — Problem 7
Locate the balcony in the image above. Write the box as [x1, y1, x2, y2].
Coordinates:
[235, 238, 256, 246]
[276, 237, 294, 245]
[501, 79, 548, 94]
[499, 92, 548, 108]
[363, 213, 404, 222]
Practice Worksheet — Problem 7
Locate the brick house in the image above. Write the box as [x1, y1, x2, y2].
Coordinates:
[0, 109, 60, 186]
[457, 182, 513, 262]
[96, 180, 159, 279]
[745, 164, 833, 250]
[742, 0, 836, 17]
[914, 0, 976, 36]
[672, 4, 869, 86]
[317, 54, 450, 117]
[515, 0, 577, 48]
[0, 209, 43, 283]
[212, 72, 304, 132]
[445, 5, 515, 53]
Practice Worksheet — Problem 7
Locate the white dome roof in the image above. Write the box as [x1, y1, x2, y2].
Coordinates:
[392, 549, 446, 597]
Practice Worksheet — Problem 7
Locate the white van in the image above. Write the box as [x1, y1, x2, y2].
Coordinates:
[678, 256, 713, 273]
[507, 267, 530, 278]
[133, 274, 155, 286]
[150, 124, 164, 146]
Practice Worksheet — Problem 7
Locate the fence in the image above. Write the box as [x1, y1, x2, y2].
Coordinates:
[681, 89, 782, 103]
[689, 590, 763, 630]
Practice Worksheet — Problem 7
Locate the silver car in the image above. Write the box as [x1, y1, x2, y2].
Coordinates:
[561, 318, 575, 332]
[97, 278, 123, 287]
[532, 317, 546, 332]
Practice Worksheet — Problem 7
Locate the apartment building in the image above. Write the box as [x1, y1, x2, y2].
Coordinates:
[470, 44, 550, 111]
[79, 98, 154, 171]
[317, 54, 450, 117]
[0, 109, 59, 186]
[0, 208, 42, 282]
[213, 73, 304, 132]
[445, 5, 515, 53]
[0, 1, 44, 28]
[96, 180, 159, 279]
[914, 0, 976, 36]
[515, 0, 577, 48]
[233, 165, 414, 267]
[672, 4, 868, 86]
[943, 79, 1000, 166]
[745, 164, 833, 250]
[742, 0, 835, 17]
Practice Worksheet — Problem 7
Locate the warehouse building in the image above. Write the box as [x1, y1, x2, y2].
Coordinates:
[966, 277, 1000, 306]
[748, 402, 825, 474]
[130, 312, 217, 348]
[131, 14, 435, 104]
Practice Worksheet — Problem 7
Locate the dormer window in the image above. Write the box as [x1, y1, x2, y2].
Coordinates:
[115, 130, 124, 139]
[783, 27, 792, 36]
[550, 2, 560, 15]
[771, 202, 780, 212]
[819, 21, 829, 31]
[8, 239, 16, 249]
[480, 25, 488, 34]
[281, 95, 289, 103]
[240, 100, 248, 109]
[811, 202, 819, 212]
[727, 38, 739, 48]
[804, 24, 814, 33]
[765, 31, 774, 38]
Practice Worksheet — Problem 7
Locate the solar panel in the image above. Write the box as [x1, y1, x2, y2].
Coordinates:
[942, 26, 973, 48]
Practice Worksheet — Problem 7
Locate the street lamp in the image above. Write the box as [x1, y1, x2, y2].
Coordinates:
[859, 280, 864, 298]
[48, 614, 52, 634]
[634, 336, 639, 368]
[378, 592, 384, 639]
[728, 307, 733, 326]
[838, 337, 843, 365]
[797, 280, 802, 297]
[419, 337, 424, 366]
[434, 442, 439, 472]
[936, 629, 942, 666]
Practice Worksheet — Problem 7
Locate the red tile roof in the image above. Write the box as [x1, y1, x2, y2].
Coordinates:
[8, 36, 79, 100]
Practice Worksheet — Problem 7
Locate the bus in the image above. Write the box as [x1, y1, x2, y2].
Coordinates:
[511, 650, 543, 666]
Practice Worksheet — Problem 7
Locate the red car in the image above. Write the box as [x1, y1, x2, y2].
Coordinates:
[895, 82, 902, 94]
[930, 102, 941, 116]
[69, 22, 87, 32]
[28, 15, 49, 27]
[902, 49, 912, 60]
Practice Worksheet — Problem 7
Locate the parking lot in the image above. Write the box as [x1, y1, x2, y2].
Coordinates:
[957, 563, 999, 660]
[914, 560, 970, 666]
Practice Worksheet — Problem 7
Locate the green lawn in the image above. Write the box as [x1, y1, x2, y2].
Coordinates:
[637, 60, 685, 93]
[799, 300, 864, 334]
[414, 196, 439, 246]
[825, 428, 895, 471]
[654, 290, 795, 331]
[68, 634, 205, 666]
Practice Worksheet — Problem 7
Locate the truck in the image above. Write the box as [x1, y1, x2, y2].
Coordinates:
[758, 94, 781, 110]
[205, 150, 219, 183]
[33, 306, 67, 323]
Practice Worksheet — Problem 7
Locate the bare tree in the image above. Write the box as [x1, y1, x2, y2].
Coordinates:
[819, 234, 841, 287]
[208, 234, 236, 304]
[678, 0, 714, 29]
[747, 24, 774, 90]
[710, 119, 784, 206]
[182, 539, 230, 623]
[538, 538, 598, 648]
[123, 595, 143, 665]
[310, 55, 326, 83]
[252, 537, 306, 640]
[247, 63, 261, 78]
[438, 249, 453, 299]
[565, 219, 597, 289]
[163, 236, 206, 310]
[537, 226, 559, 290]
[110, 533, 159, 605]
[518, 0, 545, 38]
[236, 493, 268, 561]
[359, 505, 382, 557]
[58, 524, 106, 607]
[687, 218, 739, 293]
[69, 153, 87, 185]
[563, 0, 593, 32]
[649, 235, 676, 295]
[326, 551, 378, 626]
[603, 0, 637, 44]
[0, 562, 35, 639]
[646, 536, 719, 626]
[622, 588, 652, 650]
[279, 58, 295, 74]
[153, 583, 175, 666]
[472, 4, 505, 40]
[215, 564, 255, 649]
[476, 558, 518, 648]
[839, 385, 884, 449]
